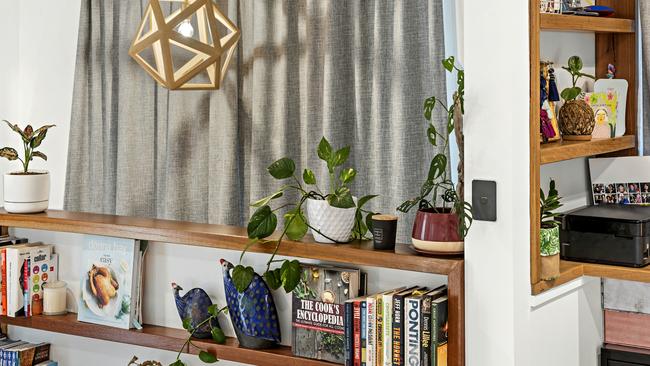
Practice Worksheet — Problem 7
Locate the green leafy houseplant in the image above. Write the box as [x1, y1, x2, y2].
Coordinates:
[170, 304, 228, 366]
[540, 179, 563, 256]
[232, 137, 377, 294]
[557, 56, 597, 139]
[560, 56, 595, 102]
[397, 56, 472, 238]
[0, 120, 55, 173]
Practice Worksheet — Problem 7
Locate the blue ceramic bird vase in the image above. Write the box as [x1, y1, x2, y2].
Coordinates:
[220, 259, 281, 349]
[172, 283, 221, 339]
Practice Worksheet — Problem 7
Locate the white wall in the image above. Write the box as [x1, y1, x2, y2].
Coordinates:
[0, 2, 448, 365]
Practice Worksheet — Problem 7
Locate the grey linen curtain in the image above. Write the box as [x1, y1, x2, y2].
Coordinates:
[642, 2, 650, 154]
[64, 0, 448, 242]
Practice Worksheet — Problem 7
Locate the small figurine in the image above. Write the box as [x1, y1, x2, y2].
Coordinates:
[607, 64, 616, 79]
[220, 259, 281, 349]
[172, 283, 221, 339]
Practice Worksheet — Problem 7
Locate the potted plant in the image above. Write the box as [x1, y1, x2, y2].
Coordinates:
[540, 179, 563, 280]
[397, 56, 472, 253]
[1, 120, 55, 213]
[557, 55, 596, 140]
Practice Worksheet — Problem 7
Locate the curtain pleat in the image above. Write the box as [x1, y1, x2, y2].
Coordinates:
[65, 0, 448, 242]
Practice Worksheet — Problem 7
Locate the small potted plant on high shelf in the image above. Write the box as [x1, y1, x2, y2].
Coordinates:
[540, 179, 563, 280]
[558, 55, 596, 140]
[1, 120, 55, 213]
[398, 57, 472, 254]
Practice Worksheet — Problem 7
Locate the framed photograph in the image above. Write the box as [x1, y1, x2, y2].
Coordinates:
[589, 157, 650, 206]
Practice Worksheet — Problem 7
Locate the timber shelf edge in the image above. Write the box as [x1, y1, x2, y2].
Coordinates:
[0, 209, 462, 275]
[540, 13, 635, 33]
[540, 135, 636, 165]
[1, 314, 335, 366]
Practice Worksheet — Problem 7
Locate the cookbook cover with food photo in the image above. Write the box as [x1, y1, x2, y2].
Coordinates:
[77, 235, 140, 329]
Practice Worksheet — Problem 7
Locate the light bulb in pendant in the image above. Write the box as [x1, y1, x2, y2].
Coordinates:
[177, 20, 194, 37]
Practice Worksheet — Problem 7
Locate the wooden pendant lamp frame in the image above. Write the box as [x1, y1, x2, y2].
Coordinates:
[129, 0, 241, 90]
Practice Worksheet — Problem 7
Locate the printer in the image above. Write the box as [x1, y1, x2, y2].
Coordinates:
[561, 204, 650, 267]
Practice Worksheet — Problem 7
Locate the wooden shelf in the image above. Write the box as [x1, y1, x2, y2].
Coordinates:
[540, 135, 636, 165]
[532, 260, 650, 295]
[1, 314, 334, 366]
[0, 209, 462, 275]
[540, 13, 635, 33]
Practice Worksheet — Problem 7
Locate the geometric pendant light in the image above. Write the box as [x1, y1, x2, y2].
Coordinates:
[129, 0, 240, 90]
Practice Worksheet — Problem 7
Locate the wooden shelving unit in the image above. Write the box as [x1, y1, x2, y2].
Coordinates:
[530, 0, 639, 295]
[540, 135, 636, 165]
[0, 314, 334, 366]
[0, 209, 465, 365]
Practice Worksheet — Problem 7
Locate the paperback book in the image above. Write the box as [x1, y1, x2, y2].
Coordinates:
[6, 244, 52, 318]
[291, 264, 361, 364]
[77, 235, 141, 329]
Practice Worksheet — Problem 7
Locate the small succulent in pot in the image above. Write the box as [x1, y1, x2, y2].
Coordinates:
[540, 179, 563, 280]
[557, 56, 596, 140]
[234, 137, 377, 295]
[1, 120, 55, 213]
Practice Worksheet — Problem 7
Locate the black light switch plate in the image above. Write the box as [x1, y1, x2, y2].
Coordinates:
[472, 180, 497, 221]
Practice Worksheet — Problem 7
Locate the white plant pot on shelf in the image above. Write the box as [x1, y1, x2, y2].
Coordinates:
[306, 197, 357, 243]
[3, 171, 50, 213]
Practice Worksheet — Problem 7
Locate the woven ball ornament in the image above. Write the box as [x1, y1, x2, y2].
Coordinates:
[129, 0, 240, 90]
[558, 100, 596, 139]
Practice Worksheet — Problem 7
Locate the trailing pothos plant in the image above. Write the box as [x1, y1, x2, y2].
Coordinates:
[169, 304, 228, 366]
[397, 56, 473, 238]
[0, 120, 55, 174]
[232, 137, 378, 293]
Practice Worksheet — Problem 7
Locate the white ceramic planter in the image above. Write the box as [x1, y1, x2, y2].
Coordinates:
[306, 197, 357, 243]
[3, 171, 50, 213]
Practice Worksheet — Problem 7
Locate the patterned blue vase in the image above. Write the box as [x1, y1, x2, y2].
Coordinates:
[172, 283, 221, 339]
[220, 259, 281, 349]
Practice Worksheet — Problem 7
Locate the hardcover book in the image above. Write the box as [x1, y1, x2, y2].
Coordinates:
[291, 264, 361, 364]
[77, 235, 140, 329]
[28, 249, 58, 317]
[381, 288, 405, 366]
[421, 286, 447, 366]
[432, 295, 449, 366]
[405, 290, 428, 366]
[391, 287, 418, 366]
[6, 244, 52, 318]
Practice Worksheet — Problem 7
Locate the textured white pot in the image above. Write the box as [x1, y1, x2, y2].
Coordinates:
[306, 197, 357, 243]
[3, 171, 50, 213]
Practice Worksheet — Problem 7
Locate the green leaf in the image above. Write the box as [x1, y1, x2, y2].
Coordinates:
[31, 151, 47, 161]
[331, 146, 351, 167]
[23, 125, 33, 139]
[357, 194, 378, 209]
[303, 168, 316, 185]
[198, 351, 218, 363]
[427, 124, 437, 146]
[169, 360, 185, 366]
[568, 55, 583, 72]
[250, 191, 283, 208]
[182, 317, 192, 330]
[267, 157, 295, 179]
[3, 120, 27, 141]
[211, 327, 226, 344]
[339, 168, 356, 184]
[280, 260, 302, 293]
[365, 212, 377, 233]
[32, 124, 55, 137]
[207, 304, 218, 316]
[31, 129, 48, 148]
[317, 137, 332, 162]
[427, 154, 447, 181]
[232, 265, 255, 292]
[328, 187, 355, 208]
[560, 87, 581, 101]
[0, 147, 18, 161]
[264, 268, 282, 290]
[442, 56, 455, 72]
[424, 97, 436, 121]
[284, 209, 308, 241]
[247, 205, 277, 239]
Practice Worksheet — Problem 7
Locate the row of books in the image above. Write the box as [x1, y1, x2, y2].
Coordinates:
[344, 285, 448, 366]
[0, 338, 56, 366]
[0, 236, 58, 318]
[77, 235, 147, 330]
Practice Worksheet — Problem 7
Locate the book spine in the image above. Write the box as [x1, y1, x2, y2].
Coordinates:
[1, 249, 5, 316]
[405, 298, 421, 366]
[354, 300, 362, 366]
[431, 300, 438, 366]
[345, 302, 354, 366]
[361, 301, 367, 366]
[421, 296, 432, 366]
[366, 298, 374, 366]
[6, 250, 15, 318]
[391, 295, 404, 366]
[382, 295, 393, 366]
[376, 296, 383, 366]
[23, 258, 29, 317]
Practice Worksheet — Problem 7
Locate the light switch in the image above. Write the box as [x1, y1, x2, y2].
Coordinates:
[472, 180, 497, 221]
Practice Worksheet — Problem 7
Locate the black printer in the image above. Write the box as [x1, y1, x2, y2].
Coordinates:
[561, 205, 650, 267]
